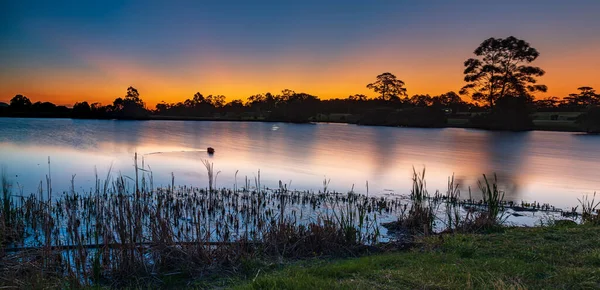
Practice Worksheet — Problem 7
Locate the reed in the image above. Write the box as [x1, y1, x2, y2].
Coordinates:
[0, 166, 394, 288]
[478, 174, 505, 222]
[0, 160, 583, 288]
[444, 174, 462, 232]
[578, 192, 600, 224]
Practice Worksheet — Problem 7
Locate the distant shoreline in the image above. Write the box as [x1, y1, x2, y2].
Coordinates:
[0, 114, 586, 133]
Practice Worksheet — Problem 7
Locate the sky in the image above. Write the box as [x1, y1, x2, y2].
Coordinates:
[1, 0, 599, 107]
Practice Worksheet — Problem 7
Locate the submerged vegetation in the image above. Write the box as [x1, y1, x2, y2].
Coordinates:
[0, 158, 595, 288]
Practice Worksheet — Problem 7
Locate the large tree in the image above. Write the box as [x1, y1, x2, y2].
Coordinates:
[460, 36, 547, 107]
[125, 86, 144, 107]
[10, 94, 32, 109]
[366, 72, 407, 101]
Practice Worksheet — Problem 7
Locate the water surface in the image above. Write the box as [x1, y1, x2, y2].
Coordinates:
[1, 118, 599, 208]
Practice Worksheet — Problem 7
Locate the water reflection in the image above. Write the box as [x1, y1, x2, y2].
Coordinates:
[0, 118, 599, 208]
[481, 131, 530, 201]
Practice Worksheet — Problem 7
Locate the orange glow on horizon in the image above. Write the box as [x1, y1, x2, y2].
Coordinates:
[1, 40, 599, 108]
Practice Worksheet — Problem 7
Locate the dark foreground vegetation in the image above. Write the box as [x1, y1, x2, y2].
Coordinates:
[2, 36, 600, 132]
[0, 159, 598, 288]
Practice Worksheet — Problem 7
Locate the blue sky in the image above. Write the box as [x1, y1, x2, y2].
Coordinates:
[1, 0, 599, 105]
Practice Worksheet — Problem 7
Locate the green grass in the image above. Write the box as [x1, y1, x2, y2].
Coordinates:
[231, 224, 600, 289]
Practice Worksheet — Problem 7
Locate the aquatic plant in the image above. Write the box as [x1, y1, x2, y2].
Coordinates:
[0, 160, 579, 288]
[578, 192, 600, 224]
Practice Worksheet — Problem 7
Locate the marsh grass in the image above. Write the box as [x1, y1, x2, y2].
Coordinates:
[383, 168, 435, 236]
[578, 192, 600, 224]
[0, 160, 585, 288]
[385, 169, 512, 236]
[0, 162, 396, 288]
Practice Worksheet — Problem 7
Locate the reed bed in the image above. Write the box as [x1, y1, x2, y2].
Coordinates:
[0, 162, 586, 288]
[0, 165, 398, 287]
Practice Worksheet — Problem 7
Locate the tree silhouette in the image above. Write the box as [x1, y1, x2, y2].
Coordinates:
[576, 106, 600, 133]
[206, 95, 226, 107]
[430, 91, 466, 113]
[460, 36, 547, 107]
[107, 86, 149, 118]
[535, 96, 560, 110]
[567, 87, 598, 107]
[125, 86, 144, 107]
[367, 72, 407, 101]
[10, 94, 32, 109]
[409, 94, 433, 107]
[191, 92, 205, 106]
[72, 101, 91, 117]
[348, 94, 369, 101]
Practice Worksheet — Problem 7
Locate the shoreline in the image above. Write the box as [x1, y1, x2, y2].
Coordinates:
[0, 115, 587, 133]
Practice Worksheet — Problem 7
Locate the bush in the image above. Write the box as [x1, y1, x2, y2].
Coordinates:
[576, 106, 600, 133]
[469, 96, 533, 131]
[359, 107, 447, 128]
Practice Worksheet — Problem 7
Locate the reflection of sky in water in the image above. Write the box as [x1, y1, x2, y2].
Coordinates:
[1, 118, 599, 209]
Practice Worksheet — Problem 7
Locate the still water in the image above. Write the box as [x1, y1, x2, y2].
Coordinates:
[0, 118, 598, 208]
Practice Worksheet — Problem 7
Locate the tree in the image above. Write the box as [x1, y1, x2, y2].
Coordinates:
[223, 99, 245, 114]
[112, 98, 124, 111]
[469, 95, 534, 131]
[535, 96, 560, 110]
[576, 106, 600, 133]
[460, 36, 547, 107]
[125, 86, 144, 107]
[409, 94, 433, 107]
[366, 72, 407, 101]
[347, 94, 368, 101]
[567, 87, 598, 107]
[110, 87, 148, 118]
[435, 91, 465, 113]
[72, 101, 91, 117]
[155, 102, 169, 114]
[437, 91, 462, 107]
[10, 94, 32, 109]
[206, 95, 226, 107]
[192, 92, 205, 106]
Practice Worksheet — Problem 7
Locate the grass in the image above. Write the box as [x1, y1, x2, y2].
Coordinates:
[233, 224, 600, 289]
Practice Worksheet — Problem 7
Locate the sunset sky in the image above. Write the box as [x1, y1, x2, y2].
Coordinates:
[1, 0, 599, 107]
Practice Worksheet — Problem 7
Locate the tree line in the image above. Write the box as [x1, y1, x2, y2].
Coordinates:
[1, 36, 599, 131]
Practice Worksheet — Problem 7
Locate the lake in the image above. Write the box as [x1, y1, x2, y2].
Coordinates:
[0, 117, 598, 209]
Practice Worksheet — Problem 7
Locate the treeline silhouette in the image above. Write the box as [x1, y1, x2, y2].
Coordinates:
[1, 36, 599, 132]
[0, 87, 479, 126]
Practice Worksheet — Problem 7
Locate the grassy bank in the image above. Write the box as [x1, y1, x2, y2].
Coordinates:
[234, 223, 600, 289]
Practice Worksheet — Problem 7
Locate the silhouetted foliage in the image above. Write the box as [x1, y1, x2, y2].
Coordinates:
[112, 87, 149, 119]
[470, 95, 534, 131]
[9, 95, 32, 110]
[72, 101, 92, 118]
[564, 87, 599, 109]
[0, 102, 8, 115]
[460, 36, 547, 107]
[409, 94, 433, 107]
[359, 107, 447, 128]
[1, 48, 597, 133]
[436, 91, 465, 113]
[577, 106, 600, 133]
[367, 72, 407, 101]
[2, 94, 70, 117]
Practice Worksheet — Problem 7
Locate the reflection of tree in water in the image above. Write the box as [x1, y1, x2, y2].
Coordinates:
[369, 127, 398, 176]
[477, 131, 531, 201]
